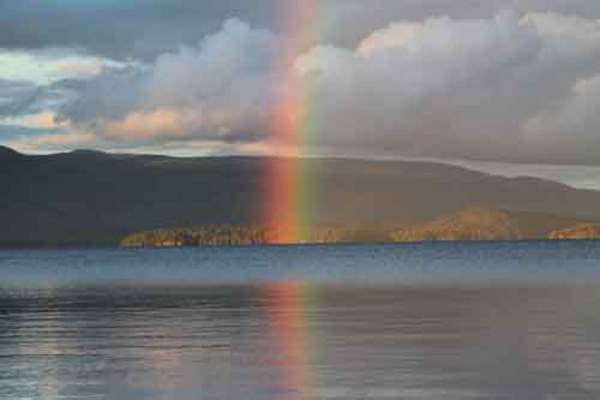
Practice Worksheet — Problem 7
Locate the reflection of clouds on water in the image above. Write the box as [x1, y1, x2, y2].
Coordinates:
[444, 287, 600, 400]
[566, 288, 600, 395]
[94, 286, 268, 400]
[282, 286, 600, 400]
[1, 284, 600, 399]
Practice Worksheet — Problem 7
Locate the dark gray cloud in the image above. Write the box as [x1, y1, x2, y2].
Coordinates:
[0, 79, 40, 116]
[56, 67, 148, 124]
[0, 78, 78, 118]
[2, 0, 600, 59]
[0, 0, 275, 59]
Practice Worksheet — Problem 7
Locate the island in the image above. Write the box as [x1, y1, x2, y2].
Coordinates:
[120, 225, 393, 247]
[121, 207, 600, 247]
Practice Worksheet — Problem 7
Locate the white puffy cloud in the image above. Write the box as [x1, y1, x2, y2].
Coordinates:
[297, 10, 600, 164]
[58, 19, 279, 145]
[52, 11, 600, 164]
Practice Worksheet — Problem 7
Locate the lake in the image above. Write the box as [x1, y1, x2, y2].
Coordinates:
[2, 241, 600, 399]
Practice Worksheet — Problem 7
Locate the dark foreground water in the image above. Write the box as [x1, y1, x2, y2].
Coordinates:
[2, 241, 600, 400]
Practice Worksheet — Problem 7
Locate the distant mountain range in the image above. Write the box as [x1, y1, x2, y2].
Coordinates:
[2, 145, 600, 245]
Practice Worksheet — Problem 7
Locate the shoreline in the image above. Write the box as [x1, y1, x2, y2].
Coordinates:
[2, 237, 599, 251]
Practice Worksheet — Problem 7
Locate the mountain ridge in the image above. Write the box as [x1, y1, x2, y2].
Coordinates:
[2, 146, 600, 245]
[0, 145, 23, 160]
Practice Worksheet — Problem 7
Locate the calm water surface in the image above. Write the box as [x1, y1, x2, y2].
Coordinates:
[2, 241, 600, 399]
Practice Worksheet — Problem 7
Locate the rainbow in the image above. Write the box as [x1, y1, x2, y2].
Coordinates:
[260, 282, 316, 399]
[261, 0, 318, 244]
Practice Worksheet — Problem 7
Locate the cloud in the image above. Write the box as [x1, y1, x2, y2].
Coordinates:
[1, 110, 95, 153]
[0, 55, 116, 119]
[5, 132, 96, 154]
[0, 124, 58, 141]
[297, 10, 600, 164]
[58, 19, 279, 144]
[10, 112, 61, 130]
[522, 75, 600, 163]
[0, 48, 127, 85]
[3, 0, 600, 60]
[0, 47, 135, 128]
[0, 0, 276, 60]
[104, 108, 210, 141]
[45, 11, 600, 165]
[0, 79, 40, 117]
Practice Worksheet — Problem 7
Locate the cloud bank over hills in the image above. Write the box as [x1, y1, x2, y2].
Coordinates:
[2, 3, 600, 168]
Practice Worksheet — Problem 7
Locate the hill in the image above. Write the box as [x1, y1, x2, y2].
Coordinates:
[2, 146, 600, 245]
[0, 145, 23, 161]
[391, 207, 520, 241]
[390, 207, 591, 242]
[549, 224, 600, 240]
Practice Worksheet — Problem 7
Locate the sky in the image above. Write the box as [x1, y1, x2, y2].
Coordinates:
[2, 0, 600, 187]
